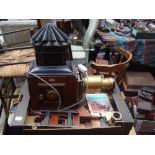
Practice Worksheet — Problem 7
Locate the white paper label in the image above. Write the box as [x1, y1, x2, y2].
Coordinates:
[15, 116, 23, 121]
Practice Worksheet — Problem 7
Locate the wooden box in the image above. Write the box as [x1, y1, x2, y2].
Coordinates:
[122, 71, 155, 96]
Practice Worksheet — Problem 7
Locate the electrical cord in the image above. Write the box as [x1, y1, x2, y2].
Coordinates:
[56, 67, 88, 112]
[56, 65, 89, 112]
[28, 72, 62, 110]
[58, 96, 86, 111]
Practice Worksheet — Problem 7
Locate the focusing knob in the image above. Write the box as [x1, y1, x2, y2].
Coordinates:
[47, 90, 58, 100]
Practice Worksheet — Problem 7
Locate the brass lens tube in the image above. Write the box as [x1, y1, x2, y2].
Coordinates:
[84, 75, 115, 91]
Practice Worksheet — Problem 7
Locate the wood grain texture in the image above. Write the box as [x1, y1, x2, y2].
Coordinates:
[0, 48, 35, 77]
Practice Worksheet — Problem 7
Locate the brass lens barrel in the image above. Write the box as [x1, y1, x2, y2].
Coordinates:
[84, 75, 115, 91]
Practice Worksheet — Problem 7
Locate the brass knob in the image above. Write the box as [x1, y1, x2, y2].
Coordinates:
[47, 90, 58, 100]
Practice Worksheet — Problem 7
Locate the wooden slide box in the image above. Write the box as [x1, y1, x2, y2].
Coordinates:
[122, 71, 155, 96]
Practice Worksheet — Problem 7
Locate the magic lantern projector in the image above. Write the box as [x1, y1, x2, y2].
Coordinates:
[27, 23, 115, 111]
[27, 23, 80, 110]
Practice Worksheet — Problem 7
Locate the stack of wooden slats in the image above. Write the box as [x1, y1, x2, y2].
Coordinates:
[0, 48, 35, 77]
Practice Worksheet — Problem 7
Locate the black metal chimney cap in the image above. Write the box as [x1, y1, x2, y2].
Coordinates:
[31, 23, 70, 47]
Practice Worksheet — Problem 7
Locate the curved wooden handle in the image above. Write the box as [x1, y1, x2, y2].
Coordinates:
[90, 48, 132, 73]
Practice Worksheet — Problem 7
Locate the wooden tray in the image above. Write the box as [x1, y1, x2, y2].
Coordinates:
[7, 80, 134, 135]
